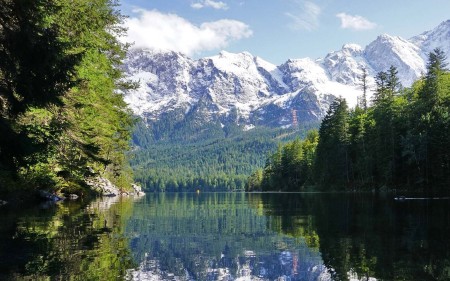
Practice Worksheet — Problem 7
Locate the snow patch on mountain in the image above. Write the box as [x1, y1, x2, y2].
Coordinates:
[411, 20, 450, 64]
[321, 44, 367, 85]
[122, 20, 450, 127]
[364, 34, 426, 86]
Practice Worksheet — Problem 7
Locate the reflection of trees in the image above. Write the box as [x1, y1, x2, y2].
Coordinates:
[126, 193, 273, 279]
[256, 192, 450, 281]
[126, 193, 327, 280]
[0, 197, 137, 280]
[250, 193, 320, 250]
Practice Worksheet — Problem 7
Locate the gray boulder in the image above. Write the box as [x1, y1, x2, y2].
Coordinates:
[86, 177, 121, 196]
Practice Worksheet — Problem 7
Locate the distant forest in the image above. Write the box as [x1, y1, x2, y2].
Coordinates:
[130, 124, 318, 192]
[246, 49, 450, 192]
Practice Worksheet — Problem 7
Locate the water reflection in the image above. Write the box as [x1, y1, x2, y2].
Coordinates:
[125, 193, 450, 281]
[125, 193, 329, 281]
[0, 196, 140, 280]
[1, 192, 449, 280]
[257, 193, 450, 281]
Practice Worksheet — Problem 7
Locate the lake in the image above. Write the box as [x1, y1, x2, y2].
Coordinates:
[0, 192, 449, 280]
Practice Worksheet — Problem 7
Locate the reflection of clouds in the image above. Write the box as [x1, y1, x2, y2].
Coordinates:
[127, 248, 331, 281]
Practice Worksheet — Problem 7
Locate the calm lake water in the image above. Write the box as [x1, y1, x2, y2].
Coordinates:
[0, 192, 449, 280]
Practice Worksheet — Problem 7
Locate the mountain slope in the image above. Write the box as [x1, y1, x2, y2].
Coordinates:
[122, 20, 450, 133]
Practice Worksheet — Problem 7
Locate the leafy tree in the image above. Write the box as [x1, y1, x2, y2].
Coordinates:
[348, 106, 371, 187]
[0, 0, 78, 176]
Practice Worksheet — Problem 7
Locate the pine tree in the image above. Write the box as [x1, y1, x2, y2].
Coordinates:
[359, 67, 369, 110]
[413, 49, 450, 188]
[387, 65, 402, 96]
[314, 97, 350, 189]
[369, 66, 401, 186]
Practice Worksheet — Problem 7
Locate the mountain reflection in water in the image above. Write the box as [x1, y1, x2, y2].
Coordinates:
[125, 193, 330, 281]
[1, 192, 449, 280]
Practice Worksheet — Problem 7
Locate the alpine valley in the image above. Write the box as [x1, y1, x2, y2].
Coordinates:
[125, 20, 450, 191]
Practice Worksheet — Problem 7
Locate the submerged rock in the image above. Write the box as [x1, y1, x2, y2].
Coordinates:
[0, 200, 7, 206]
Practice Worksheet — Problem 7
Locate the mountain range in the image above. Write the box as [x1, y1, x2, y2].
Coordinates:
[122, 20, 450, 131]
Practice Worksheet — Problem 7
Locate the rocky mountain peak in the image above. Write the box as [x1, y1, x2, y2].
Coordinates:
[122, 20, 450, 130]
[410, 20, 450, 62]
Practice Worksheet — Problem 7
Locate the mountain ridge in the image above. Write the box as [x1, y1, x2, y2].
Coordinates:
[122, 20, 450, 132]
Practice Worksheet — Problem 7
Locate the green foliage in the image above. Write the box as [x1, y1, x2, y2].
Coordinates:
[245, 168, 263, 192]
[0, 197, 136, 280]
[0, 0, 134, 192]
[251, 50, 450, 192]
[246, 129, 318, 191]
[314, 97, 350, 189]
[131, 124, 318, 192]
[124, 193, 321, 280]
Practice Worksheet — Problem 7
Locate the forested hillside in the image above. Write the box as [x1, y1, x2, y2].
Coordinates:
[0, 0, 134, 194]
[248, 49, 450, 192]
[130, 122, 319, 191]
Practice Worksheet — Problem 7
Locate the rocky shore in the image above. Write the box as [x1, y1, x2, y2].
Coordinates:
[85, 176, 144, 197]
[0, 177, 144, 208]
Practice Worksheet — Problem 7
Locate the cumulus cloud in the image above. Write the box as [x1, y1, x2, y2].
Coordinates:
[121, 9, 252, 55]
[285, 1, 321, 31]
[191, 0, 229, 10]
[336, 13, 377, 30]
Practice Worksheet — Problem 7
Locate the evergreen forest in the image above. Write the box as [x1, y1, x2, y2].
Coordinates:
[247, 49, 450, 192]
[130, 123, 318, 192]
[0, 0, 134, 195]
[1, 1, 448, 196]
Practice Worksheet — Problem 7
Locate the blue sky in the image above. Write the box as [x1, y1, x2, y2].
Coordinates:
[119, 0, 450, 64]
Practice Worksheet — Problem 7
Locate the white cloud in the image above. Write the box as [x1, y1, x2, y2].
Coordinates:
[285, 1, 321, 31]
[121, 9, 252, 55]
[191, 0, 229, 10]
[191, 3, 204, 9]
[336, 13, 377, 31]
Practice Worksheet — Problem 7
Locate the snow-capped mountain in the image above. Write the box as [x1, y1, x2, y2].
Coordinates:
[122, 20, 450, 129]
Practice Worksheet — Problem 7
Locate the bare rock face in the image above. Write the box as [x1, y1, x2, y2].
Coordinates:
[132, 184, 144, 196]
[85, 177, 145, 196]
[86, 177, 121, 197]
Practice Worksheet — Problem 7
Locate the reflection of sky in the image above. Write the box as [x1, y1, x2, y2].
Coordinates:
[124, 193, 330, 280]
